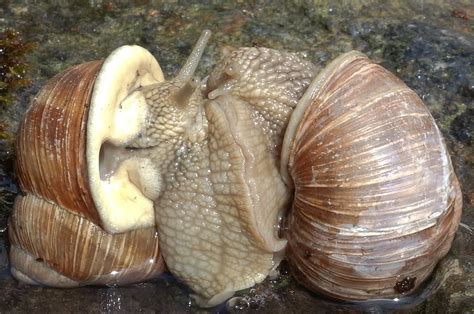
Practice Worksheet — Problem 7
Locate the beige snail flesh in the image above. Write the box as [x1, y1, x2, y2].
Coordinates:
[10, 48, 166, 286]
[281, 51, 463, 300]
[130, 40, 317, 307]
[70, 35, 296, 306]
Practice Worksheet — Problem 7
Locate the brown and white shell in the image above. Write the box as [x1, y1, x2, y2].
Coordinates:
[281, 51, 462, 300]
[10, 49, 166, 286]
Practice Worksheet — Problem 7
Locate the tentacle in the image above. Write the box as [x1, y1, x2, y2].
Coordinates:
[177, 30, 211, 81]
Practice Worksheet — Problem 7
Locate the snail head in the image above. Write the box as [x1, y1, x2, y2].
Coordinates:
[129, 30, 211, 149]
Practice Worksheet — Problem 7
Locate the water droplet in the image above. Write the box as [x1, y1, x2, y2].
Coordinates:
[226, 296, 249, 310]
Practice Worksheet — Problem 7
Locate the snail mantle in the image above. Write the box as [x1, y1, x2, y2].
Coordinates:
[9, 30, 462, 307]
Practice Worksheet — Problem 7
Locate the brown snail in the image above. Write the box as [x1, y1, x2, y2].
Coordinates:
[9, 45, 167, 286]
[9, 30, 462, 306]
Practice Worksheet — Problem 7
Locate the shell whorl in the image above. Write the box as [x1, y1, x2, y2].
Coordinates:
[9, 194, 164, 286]
[16, 61, 102, 224]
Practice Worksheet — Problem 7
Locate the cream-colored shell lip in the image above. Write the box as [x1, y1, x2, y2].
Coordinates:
[87, 45, 164, 234]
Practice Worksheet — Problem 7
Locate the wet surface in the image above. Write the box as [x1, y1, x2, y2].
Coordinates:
[0, 1, 473, 313]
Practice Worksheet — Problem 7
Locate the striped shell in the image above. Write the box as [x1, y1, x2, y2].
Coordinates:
[10, 55, 165, 286]
[282, 51, 462, 300]
[9, 194, 163, 286]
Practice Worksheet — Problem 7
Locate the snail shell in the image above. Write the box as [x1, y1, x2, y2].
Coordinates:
[10, 48, 166, 286]
[281, 51, 463, 300]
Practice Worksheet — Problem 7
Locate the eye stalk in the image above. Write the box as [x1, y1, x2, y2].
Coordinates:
[177, 30, 211, 81]
[172, 30, 211, 109]
[171, 79, 198, 109]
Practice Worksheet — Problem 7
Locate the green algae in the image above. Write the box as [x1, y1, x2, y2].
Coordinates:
[0, 28, 35, 139]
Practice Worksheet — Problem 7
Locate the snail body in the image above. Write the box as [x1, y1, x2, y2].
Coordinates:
[10, 31, 462, 306]
[122, 33, 315, 306]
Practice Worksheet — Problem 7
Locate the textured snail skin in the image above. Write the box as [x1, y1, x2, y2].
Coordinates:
[206, 47, 318, 158]
[128, 47, 316, 306]
[10, 61, 165, 286]
[283, 51, 462, 300]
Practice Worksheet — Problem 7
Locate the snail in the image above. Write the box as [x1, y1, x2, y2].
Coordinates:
[9, 30, 462, 307]
[9, 46, 166, 286]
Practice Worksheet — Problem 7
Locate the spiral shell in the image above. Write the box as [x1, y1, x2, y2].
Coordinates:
[282, 51, 462, 300]
[9, 194, 163, 286]
[10, 49, 166, 286]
